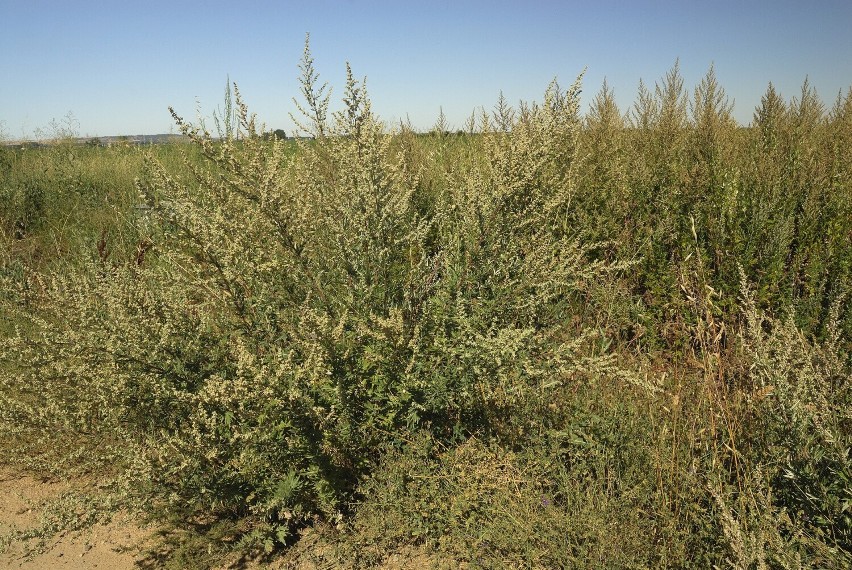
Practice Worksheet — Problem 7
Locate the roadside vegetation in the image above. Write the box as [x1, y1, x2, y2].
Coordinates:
[1, 42, 850, 568]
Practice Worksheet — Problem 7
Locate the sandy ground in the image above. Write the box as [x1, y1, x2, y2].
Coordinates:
[0, 468, 441, 569]
[0, 468, 148, 570]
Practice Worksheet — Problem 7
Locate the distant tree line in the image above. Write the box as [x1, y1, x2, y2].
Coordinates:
[263, 129, 288, 141]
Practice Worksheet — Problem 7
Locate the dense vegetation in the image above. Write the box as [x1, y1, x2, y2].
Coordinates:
[1, 46, 850, 568]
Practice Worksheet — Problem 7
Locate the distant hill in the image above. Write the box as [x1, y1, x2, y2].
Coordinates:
[91, 134, 191, 145]
[2, 134, 191, 147]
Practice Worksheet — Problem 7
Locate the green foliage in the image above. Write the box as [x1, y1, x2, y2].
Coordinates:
[737, 278, 852, 559]
[1, 54, 851, 568]
[345, 426, 663, 569]
[262, 128, 288, 141]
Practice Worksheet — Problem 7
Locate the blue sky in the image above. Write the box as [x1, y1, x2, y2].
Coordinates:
[1, 0, 851, 138]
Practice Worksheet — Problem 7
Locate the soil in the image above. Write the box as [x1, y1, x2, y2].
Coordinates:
[0, 468, 441, 569]
[0, 467, 148, 570]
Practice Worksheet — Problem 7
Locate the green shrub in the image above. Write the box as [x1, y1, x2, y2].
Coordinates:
[735, 276, 852, 562]
[1, 42, 632, 557]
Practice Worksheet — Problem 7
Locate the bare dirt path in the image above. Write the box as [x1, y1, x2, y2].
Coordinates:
[0, 467, 148, 570]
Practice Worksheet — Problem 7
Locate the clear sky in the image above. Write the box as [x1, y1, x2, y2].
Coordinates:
[2, 0, 851, 138]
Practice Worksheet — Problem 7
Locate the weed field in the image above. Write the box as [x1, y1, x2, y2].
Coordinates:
[1, 48, 851, 568]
